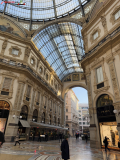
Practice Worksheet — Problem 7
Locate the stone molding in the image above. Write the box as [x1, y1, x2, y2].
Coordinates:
[14, 83, 25, 110]
[24, 46, 31, 63]
[83, 34, 88, 53]
[9, 46, 22, 58]
[101, 15, 108, 34]
[86, 74, 92, 108]
[106, 56, 120, 101]
[113, 102, 120, 110]
[91, 57, 110, 94]
[1, 39, 8, 55]
[110, 5, 120, 25]
[90, 27, 101, 44]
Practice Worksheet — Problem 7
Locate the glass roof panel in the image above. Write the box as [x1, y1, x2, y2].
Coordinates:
[0, 0, 92, 20]
[32, 22, 84, 80]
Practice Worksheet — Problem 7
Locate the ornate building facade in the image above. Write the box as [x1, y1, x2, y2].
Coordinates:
[81, 0, 120, 149]
[0, 32, 64, 141]
[65, 89, 79, 136]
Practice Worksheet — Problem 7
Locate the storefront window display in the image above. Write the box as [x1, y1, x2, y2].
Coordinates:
[100, 122, 119, 148]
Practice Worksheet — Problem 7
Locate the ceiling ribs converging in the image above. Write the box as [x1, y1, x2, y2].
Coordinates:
[32, 22, 84, 81]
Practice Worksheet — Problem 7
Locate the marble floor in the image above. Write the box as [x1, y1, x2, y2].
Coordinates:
[0, 138, 120, 160]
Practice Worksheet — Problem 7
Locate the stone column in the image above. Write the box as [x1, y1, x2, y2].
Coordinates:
[113, 102, 120, 138]
[86, 69, 98, 148]
[5, 110, 20, 142]
[26, 114, 32, 141]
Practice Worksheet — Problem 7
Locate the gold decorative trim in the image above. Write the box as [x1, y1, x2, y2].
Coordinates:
[90, 27, 101, 44]
[9, 46, 22, 57]
[110, 5, 120, 25]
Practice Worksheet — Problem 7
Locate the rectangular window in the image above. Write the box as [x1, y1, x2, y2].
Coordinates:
[79, 122, 81, 125]
[83, 122, 85, 125]
[37, 91, 40, 102]
[12, 49, 19, 56]
[66, 116, 68, 120]
[96, 67, 103, 84]
[1, 78, 12, 95]
[93, 31, 98, 40]
[115, 10, 120, 20]
[45, 96, 47, 106]
[66, 109, 68, 112]
[26, 85, 31, 98]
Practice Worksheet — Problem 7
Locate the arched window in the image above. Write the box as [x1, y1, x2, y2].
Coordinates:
[97, 94, 113, 108]
[42, 112, 45, 123]
[54, 116, 56, 125]
[66, 124, 69, 127]
[0, 101, 10, 110]
[49, 114, 51, 125]
[32, 109, 38, 122]
[20, 105, 28, 120]
[58, 118, 60, 126]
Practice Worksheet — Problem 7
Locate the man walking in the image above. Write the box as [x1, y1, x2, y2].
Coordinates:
[61, 135, 70, 160]
[14, 131, 20, 146]
[0, 131, 5, 148]
[59, 132, 63, 143]
[103, 136, 110, 152]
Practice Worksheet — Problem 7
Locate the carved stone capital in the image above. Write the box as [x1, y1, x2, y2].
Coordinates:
[1, 39, 8, 55]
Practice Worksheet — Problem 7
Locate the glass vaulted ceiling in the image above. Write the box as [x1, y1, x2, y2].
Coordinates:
[32, 22, 84, 81]
[0, 0, 91, 21]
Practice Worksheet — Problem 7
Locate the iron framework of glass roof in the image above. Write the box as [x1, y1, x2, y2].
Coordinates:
[32, 22, 84, 81]
[0, 0, 92, 22]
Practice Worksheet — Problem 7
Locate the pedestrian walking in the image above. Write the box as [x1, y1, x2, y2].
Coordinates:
[85, 134, 88, 143]
[38, 133, 41, 142]
[103, 136, 110, 152]
[59, 132, 63, 143]
[61, 135, 70, 160]
[45, 133, 48, 142]
[0, 131, 5, 148]
[14, 131, 20, 146]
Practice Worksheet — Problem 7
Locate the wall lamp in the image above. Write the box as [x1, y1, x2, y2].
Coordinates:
[113, 110, 120, 116]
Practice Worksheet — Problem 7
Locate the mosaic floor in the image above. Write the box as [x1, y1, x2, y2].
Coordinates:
[0, 138, 120, 160]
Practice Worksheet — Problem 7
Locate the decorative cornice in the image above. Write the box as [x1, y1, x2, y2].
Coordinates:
[0, 58, 64, 102]
[94, 86, 110, 94]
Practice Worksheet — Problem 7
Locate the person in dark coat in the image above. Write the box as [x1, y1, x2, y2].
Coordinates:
[38, 133, 41, 142]
[0, 131, 5, 148]
[103, 136, 110, 152]
[14, 131, 20, 146]
[59, 132, 63, 143]
[61, 135, 70, 160]
[85, 134, 88, 143]
[45, 133, 48, 142]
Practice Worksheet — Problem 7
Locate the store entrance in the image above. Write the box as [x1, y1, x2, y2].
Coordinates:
[100, 122, 119, 148]
[0, 101, 10, 133]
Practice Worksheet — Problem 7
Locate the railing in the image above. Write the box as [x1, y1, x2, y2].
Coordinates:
[81, 26, 120, 61]
[0, 58, 64, 101]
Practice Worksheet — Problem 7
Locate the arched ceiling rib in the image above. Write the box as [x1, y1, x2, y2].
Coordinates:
[32, 22, 84, 81]
[0, 0, 92, 21]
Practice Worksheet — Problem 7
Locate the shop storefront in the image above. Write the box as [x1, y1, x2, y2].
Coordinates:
[97, 94, 119, 149]
[29, 121, 68, 141]
[0, 101, 10, 133]
[18, 105, 30, 140]
[100, 122, 119, 148]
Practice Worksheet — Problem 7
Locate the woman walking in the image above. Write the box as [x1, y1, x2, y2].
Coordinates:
[14, 131, 20, 146]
